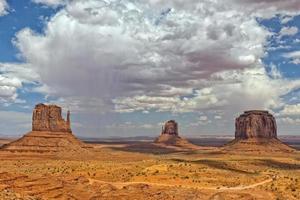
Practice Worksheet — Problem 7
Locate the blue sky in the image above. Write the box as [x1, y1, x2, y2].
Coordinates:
[261, 15, 300, 78]
[1, 0, 300, 137]
[0, 0, 60, 62]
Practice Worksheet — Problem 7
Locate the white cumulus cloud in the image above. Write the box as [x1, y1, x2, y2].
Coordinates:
[32, 0, 66, 7]
[0, 63, 39, 103]
[280, 104, 300, 116]
[4, 0, 300, 135]
[283, 50, 300, 65]
[0, 0, 8, 16]
[14, 0, 273, 111]
[279, 26, 298, 37]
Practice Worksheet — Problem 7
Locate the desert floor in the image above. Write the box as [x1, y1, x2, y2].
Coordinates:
[0, 139, 299, 200]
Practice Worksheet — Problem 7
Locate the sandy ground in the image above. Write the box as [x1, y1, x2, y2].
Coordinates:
[0, 139, 299, 200]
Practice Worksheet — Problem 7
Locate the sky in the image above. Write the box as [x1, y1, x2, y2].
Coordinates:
[0, 0, 300, 138]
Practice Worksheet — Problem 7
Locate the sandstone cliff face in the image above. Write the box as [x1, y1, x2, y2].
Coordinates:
[32, 104, 72, 133]
[235, 110, 277, 139]
[161, 120, 178, 136]
[1, 103, 91, 156]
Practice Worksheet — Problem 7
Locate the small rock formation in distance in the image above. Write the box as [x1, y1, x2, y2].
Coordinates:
[154, 120, 192, 147]
[161, 120, 179, 136]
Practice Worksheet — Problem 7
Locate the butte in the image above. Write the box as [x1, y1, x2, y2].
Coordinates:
[1, 103, 91, 158]
[154, 120, 196, 148]
[224, 110, 294, 153]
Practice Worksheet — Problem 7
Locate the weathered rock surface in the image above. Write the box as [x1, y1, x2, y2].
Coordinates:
[155, 120, 197, 148]
[161, 120, 178, 136]
[235, 110, 277, 139]
[1, 103, 91, 157]
[155, 120, 181, 145]
[32, 103, 71, 132]
[224, 110, 294, 153]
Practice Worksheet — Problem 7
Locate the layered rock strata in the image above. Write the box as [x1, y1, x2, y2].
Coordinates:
[32, 103, 71, 133]
[155, 120, 193, 147]
[235, 110, 277, 139]
[1, 104, 90, 156]
[224, 110, 294, 153]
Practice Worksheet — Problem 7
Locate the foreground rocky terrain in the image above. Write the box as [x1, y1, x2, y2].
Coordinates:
[0, 141, 299, 200]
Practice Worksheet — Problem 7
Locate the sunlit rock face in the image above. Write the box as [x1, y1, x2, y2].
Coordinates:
[32, 103, 71, 133]
[235, 110, 277, 139]
[161, 120, 178, 136]
[1, 103, 91, 156]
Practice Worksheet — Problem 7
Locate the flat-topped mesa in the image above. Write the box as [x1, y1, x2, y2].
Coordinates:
[161, 120, 178, 136]
[235, 110, 277, 139]
[32, 103, 72, 133]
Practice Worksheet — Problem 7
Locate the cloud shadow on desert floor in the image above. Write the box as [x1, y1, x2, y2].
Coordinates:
[171, 158, 255, 174]
[108, 142, 192, 155]
[104, 142, 226, 156]
[253, 159, 300, 170]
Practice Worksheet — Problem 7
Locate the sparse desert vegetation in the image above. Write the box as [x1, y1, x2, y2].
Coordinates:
[0, 107, 299, 199]
[1, 0, 300, 199]
[0, 139, 299, 200]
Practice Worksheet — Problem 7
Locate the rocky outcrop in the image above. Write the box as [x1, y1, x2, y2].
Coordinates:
[224, 110, 294, 153]
[161, 120, 178, 136]
[155, 120, 197, 148]
[1, 103, 91, 157]
[32, 104, 71, 133]
[235, 110, 277, 139]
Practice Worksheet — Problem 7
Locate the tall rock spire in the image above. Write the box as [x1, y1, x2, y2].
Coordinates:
[67, 110, 71, 131]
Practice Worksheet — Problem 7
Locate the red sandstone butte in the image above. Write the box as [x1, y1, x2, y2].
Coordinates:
[155, 120, 196, 148]
[235, 110, 277, 139]
[32, 103, 72, 133]
[1, 103, 91, 156]
[161, 120, 178, 136]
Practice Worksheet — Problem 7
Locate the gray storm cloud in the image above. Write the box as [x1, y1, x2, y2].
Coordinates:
[14, 0, 273, 109]
[1, 0, 300, 136]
